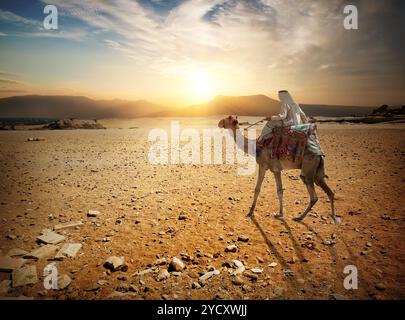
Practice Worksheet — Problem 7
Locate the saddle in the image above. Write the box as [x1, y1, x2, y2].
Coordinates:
[257, 123, 324, 163]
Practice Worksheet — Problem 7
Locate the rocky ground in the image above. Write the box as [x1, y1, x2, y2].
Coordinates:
[0, 119, 404, 300]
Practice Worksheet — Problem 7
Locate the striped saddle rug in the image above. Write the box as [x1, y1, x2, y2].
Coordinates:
[257, 123, 324, 162]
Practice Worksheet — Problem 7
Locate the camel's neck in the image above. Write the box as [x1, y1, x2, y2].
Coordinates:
[230, 126, 256, 157]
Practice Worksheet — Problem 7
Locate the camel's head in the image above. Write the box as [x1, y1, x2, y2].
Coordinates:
[218, 115, 239, 129]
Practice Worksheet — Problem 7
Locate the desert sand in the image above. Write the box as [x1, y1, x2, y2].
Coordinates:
[0, 117, 404, 300]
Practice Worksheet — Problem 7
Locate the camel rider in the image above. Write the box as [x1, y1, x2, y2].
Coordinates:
[259, 90, 308, 141]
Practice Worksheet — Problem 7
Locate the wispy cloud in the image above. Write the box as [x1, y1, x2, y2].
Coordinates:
[0, 78, 23, 85]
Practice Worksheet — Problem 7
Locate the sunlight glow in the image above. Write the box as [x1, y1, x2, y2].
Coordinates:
[187, 70, 216, 104]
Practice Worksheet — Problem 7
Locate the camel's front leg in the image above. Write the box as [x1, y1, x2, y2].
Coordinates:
[247, 165, 266, 217]
[273, 171, 284, 219]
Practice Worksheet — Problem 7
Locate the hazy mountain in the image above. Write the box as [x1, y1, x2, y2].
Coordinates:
[154, 95, 374, 117]
[0, 94, 375, 119]
[0, 95, 164, 119]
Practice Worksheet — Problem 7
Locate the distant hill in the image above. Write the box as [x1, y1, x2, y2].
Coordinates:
[0, 95, 164, 119]
[0, 94, 375, 119]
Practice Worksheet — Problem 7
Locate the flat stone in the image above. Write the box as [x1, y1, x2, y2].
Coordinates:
[57, 274, 72, 290]
[12, 265, 38, 287]
[54, 221, 83, 231]
[199, 269, 220, 285]
[7, 248, 28, 257]
[251, 268, 263, 274]
[192, 282, 201, 289]
[156, 269, 170, 282]
[37, 229, 65, 245]
[132, 268, 154, 276]
[54, 243, 82, 260]
[87, 210, 100, 217]
[225, 245, 238, 253]
[104, 256, 127, 272]
[0, 280, 11, 295]
[169, 257, 185, 272]
[331, 293, 349, 300]
[268, 262, 278, 268]
[0, 256, 26, 272]
[24, 244, 59, 260]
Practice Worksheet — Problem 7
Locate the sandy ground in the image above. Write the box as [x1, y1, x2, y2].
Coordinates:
[0, 117, 404, 300]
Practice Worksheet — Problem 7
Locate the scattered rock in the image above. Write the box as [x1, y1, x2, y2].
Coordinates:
[154, 258, 167, 266]
[169, 257, 185, 272]
[54, 243, 82, 260]
[12, 265, 38, 287]
[56, 274, 72, 290]
[268, 262, 278, 268]
[232, 276, 244, 286]
[283, 269, 294, 277]
[104, 256, 127, 272]
[375, 283, 386, 291]
[157, 269, 170, 282]
[250, 268, 263, 274]
[0, 256, 26, 272]
[178, 214, 187, 220]
[6, 248, 28, 258]
[0, 280, 11, 295]
[24, 244, 59, 260]
[87, 210, 100, 217]
[192, 282, 201, 289]
[243, 272, 258, 281]
[199, 269, 220, 285]
[37, 229, 65, 245]
[331, 293, 349, 300]
[366, 242, 373, 248]
[132, 268, 154, 276]
[225, 245, 238, 253]
[85, 283, 100, 292]
[5, 234, 17, 240]
[38, 290, 48, 296]
[27, 137, 45, 141]
[54, 221, 83, 231]
[238, 235, 249, 242]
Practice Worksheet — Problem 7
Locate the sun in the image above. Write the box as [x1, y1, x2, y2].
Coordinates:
[187, 70, 215, 103]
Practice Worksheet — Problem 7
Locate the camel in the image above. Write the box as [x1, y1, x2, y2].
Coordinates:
[218, 115, 340, 224]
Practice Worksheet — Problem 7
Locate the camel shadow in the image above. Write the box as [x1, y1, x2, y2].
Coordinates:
[279, 218, 308, 264]
[296, 220, 339, 266]
[249, 215, 301, 291]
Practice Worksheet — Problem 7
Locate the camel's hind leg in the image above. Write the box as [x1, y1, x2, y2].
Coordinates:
[316, 177, 340, 224]
[293, 178, 318, 222]
[273, 171, 284, 219]
[247, 164, 266, 217]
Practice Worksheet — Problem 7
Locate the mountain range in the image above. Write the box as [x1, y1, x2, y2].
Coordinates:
[0, 94, 375, 119]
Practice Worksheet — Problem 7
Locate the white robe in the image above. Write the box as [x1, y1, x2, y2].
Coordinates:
[259, 91, 308, 140]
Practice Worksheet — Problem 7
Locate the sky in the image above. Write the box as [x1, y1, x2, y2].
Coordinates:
[0, 0, 404, 106]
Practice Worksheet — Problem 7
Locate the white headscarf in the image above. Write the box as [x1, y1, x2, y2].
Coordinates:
[278, 90, 307, 125]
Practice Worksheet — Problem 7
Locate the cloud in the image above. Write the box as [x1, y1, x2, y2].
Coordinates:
[0, 32, 6, 36]
[0, 79, 22, 85]
[0, 9, 41, 28]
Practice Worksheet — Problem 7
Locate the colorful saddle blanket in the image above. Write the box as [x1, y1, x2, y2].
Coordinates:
[257, 123, 324, 162]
